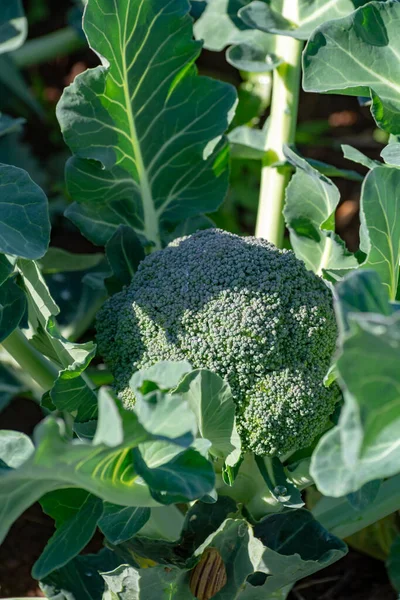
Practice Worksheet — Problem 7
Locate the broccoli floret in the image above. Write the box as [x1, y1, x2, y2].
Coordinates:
[96, 229, 339, 456]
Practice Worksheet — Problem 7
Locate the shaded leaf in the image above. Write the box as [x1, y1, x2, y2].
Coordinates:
[303, 2, 400, 133]
[99, 503, 150, 545]
[0, 164, 50, 259]
[0, 276, 26, 343]
[32, 492, 103, 580]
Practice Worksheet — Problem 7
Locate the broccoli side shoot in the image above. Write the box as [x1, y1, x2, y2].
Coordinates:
[96, 229, 340, 457]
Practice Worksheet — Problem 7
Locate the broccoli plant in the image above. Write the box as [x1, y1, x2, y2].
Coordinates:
[1, 0, 400, 599]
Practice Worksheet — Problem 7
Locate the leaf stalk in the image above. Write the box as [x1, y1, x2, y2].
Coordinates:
[1, 328, 59, 392]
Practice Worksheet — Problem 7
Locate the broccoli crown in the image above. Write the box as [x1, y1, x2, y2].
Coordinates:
[96, 229, 339, 456]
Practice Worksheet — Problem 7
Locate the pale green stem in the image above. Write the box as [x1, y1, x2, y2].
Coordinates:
[255, 7, 303, 247]
[10, 27, 85, 69]
[1, 328, 59, 392]
[313, 474, 400, 540]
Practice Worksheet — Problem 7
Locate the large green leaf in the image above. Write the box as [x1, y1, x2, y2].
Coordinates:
[116, 504, 345, 598]
[359, 166, 400, 301]
[0, 0, 26, 54]
[303, 2, 400, 133]
[239, 0, 370, 40]
[283, 147, 357, 276]
[57, 0, 236, 249]
[0, 386, 215, 544]
[0, 164, 50, 259]
[311, 271, 400, 496]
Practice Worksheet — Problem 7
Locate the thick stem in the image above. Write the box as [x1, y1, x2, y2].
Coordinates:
[312, 474, 400, 539]
[255, 11, 302, 247]
[11, 27, 85, 69]
[1, 329, 59, 392]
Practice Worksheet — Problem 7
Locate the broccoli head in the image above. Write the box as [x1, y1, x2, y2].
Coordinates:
[96, 229, 339, 456]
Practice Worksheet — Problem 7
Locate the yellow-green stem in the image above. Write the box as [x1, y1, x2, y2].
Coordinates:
[255, 11, 303, 247]
[1, 328, 59, 392]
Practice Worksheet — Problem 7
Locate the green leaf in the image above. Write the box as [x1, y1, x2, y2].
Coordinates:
[0, 276, 26, 343]
[0, 404, 155, 545]
[303, 2, 400, 133]
[311, 272, 400, 496]
[130, 361, 192, 396]
[57, 0, 236, 248]
[105, 225, 145, 289]
[32, 492, 103, 580]
[228, 123, 268, 160]
[176, 369, 241, 460]
[359, 166, 400, 300]
[227, 40, 281, 73]
[40, 549, 121, 600]
[0, 253, 15, 285]
[0, 0, 26, 54]
[134, 446, 215, 504]
[346, 480, 381, 511]
[283, 147, 358, 276]
[41, 488, 94, 527]
[99, 503, 150, 545]
[0, 429, 34, 468]
[255, 456, 304, 509]
[0, 386, 217, 544]
[335, 270, 393, 335]
[194, 0, 268, 52]
[381, 143, 400, 166]
[38, 248, 104, 274]
[0, 164, 50, 259]
[101, 564, 189, 599]
[116, 503, 344, 597]
[342, 144, 381, 170]
[239, 0, 370, 41]
[17, 259, 98, 419]
[387, 536, 400, 592]
[119, 497, 237, 566]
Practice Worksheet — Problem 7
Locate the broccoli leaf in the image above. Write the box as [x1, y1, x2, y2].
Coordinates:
[57, 0, 236, 249]
[303, 2, 400, 133]
[176, 369, 241, 461]
[0, 164, 50, 260]
[283, 146, 358, 276]
[311, 271, 400, 496]
[0, 387, 214, 545]
[0, 0, 26, 54]
[239, 0, 371, 41]
[359, 166, 400, 301]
